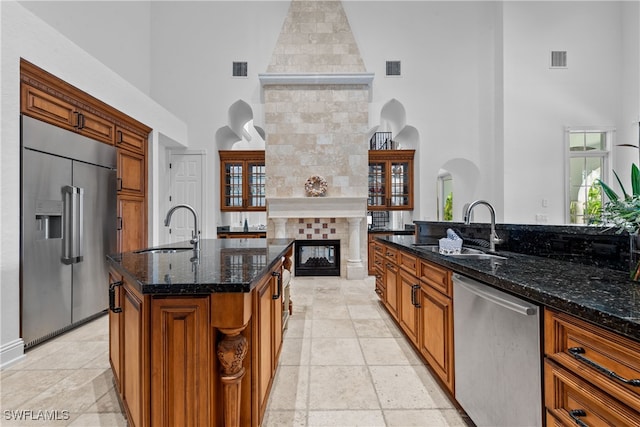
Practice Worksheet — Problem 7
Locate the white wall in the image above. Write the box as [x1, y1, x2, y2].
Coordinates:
[502, 1, 629, 225]
[18, 0, 153, 95]
[0, 1, 187, 367]
[149, 1, 290, 234]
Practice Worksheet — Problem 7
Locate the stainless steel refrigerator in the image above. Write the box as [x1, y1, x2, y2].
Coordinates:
[21, 115, 117, 348]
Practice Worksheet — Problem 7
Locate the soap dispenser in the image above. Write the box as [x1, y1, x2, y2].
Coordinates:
[243, 218, 249, 232]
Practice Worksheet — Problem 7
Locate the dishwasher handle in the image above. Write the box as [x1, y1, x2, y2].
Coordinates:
[453, 274, 538, 316]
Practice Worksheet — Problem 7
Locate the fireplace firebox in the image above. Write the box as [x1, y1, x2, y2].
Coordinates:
[295, 239, 340, 276]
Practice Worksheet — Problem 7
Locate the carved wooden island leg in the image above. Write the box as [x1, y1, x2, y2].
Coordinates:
[217, 326, 249, 427]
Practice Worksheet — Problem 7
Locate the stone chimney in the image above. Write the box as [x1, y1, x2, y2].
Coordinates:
[260, 0, 372, 279]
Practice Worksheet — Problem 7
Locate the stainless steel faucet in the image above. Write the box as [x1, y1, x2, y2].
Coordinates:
[463, 200, 503, 252]
[164, 204, 200, 253]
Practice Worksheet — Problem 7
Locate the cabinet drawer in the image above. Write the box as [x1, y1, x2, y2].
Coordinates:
[374, 277, 385, 301]
[398, 251, 417, 275]
[373, 253, 384, 273]
[383, 246, 397, 263]
[419, 259, 451, 296]
[545, 309, 640, 410]
[116, 126, 146, 154]
[545, 359, 640, 427]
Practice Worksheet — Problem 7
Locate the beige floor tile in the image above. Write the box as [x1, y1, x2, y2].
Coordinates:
[383, 409, 450, 426]
[0, 370, 71, 409]
[67, 412, 128, 426]
[285, 318, 312, 339]
[369, 366, 437, 410]
[262, 410, 307, 426]
[307, 410, 386, 426]
[311, 302, 351, 319]
[310, 338, 365, 365]
[268, 365, 309, 411]
[311, 319, 356, 338]
[308, 366, 379, 410]
[359, 338, 412, 366]
[352, 319, 395, 338]
[347, 304, 383, 320]
[279, 338, 312, 366]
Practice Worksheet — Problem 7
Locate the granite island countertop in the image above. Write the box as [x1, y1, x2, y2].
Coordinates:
[378, 235, 640, 342]
[107, 238, 294, 295]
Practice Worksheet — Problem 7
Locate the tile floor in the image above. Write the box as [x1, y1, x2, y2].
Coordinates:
[1, 276, 468, 426]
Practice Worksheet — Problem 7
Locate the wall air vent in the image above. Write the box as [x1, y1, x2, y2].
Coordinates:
[233, 62, 248, 77]
[550, 51, 567, 69]
[386, 61, 401, 76]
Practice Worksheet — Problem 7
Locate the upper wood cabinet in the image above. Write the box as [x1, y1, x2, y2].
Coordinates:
[219, 150, 266, 212]
[22, 84, 116, 145]
[368, 150, 415, 211]
[21, 59, 151, 253]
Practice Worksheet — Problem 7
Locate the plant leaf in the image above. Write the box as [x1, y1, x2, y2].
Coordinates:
[613, 169, 630, 200]
[596, 179, 620, 202]
[632, 163, 640, 197]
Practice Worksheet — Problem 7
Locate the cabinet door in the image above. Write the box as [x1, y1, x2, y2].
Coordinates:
[108, 269, 123, 392]
[257, 276, 274, 414]
[151, 296, 210, 426]
[384, 262, 399, 319]
[368, 161, 387, 209]
[221, 160, 244, 211]
[116, 126, 146, 154]
[272, 271, 283, 364]
[21, 84, 76, 130]
[122, 282, 143, 427]
[398, 270, 420, 346]
[388, 159, 413, 209]
[418, 283, 454, 393]
[118, 195, 146, 253]
[117, 149, 145, 196]
[77, 108, 115, 145]
[246, 161, 266, 210]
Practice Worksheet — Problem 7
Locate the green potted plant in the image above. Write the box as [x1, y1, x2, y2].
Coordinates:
[596, 163, 640, 281]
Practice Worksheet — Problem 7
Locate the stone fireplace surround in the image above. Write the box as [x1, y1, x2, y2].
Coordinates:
[267, 196, 367, 279]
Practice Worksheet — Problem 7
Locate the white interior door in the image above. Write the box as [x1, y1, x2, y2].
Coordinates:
[167, 152, 204, 244]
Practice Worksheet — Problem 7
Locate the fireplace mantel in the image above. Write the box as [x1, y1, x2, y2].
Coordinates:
[267, 197, 367, 219]
[259, 73, 374, 86]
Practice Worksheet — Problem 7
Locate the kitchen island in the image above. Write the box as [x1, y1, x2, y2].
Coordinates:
[106, 238, 294, 427]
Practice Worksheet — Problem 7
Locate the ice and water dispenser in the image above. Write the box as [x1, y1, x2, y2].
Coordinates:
[34, 199, 63, 240]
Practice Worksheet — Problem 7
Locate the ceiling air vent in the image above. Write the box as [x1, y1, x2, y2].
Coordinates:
[386, 61, 401, 76]
[233, 61, 248, 77]
[550, 51, 567, 69]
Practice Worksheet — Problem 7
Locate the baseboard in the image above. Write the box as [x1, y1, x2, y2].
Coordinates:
[0, 338, 25, 369]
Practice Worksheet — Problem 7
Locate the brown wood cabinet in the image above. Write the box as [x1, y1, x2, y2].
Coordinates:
[254, 270, 283, 418]
[21, 83, 116, 145]
[219, 150, 266, 212]
[109, 249, 292, 427]
[374, 241, 455, 394]
[117, 195, 146, 254]
[544, 309, 640, 426]
[20, 59, 150, 253]
[368, 150, 415, 211]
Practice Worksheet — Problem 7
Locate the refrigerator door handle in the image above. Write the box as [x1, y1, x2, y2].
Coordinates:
[62, 185, 84, 264]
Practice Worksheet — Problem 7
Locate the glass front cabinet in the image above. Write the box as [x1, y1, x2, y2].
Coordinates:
[368, 150, 415, 211]
[219, 150, 266, 211]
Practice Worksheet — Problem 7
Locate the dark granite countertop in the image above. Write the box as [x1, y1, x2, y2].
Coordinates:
[378, 235, 640, 342]
[107, 238, 294, 295]
[368, 228, 415, 235]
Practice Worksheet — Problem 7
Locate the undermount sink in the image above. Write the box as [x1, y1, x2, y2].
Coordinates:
[412, 244, 507, 260]
[134, 247, 193, 254]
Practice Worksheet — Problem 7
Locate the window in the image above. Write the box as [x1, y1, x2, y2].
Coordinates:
[566, 129, 611, 224]
[437, 173, 453, 221]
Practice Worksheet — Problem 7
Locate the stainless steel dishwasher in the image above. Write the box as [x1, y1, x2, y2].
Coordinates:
[453, 273, 542, 427]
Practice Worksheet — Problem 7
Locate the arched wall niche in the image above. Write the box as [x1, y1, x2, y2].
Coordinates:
[438, 158, 481, 222]
[215, 99, 267, 229]
[367, 98, 420, 228]
[216, 99, 265, 150]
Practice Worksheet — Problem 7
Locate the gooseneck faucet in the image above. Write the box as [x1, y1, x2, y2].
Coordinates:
[164, 204, 200, 253]
[463, 200, 503, 252]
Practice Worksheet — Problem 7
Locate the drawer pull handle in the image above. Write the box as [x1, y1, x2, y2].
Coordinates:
[109, 281, 123, 313]
[568, 409, 588, 427]
[568, 347, 640, 387]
